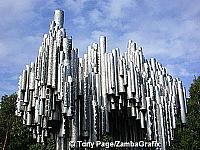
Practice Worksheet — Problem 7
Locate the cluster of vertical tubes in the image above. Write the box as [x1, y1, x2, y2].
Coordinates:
[15, 10, 187, 149]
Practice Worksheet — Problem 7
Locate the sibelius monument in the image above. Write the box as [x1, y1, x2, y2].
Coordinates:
[15, 10, 187, 150]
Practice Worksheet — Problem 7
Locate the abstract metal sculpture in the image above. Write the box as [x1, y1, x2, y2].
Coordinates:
[15, 10, 187, 150]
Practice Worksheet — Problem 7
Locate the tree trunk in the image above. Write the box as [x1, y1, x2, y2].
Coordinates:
[3, 129, 9, 150]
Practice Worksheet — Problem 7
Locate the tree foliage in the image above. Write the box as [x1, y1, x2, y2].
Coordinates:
[0, 94, 33, 150]
[46, 139, 56, 150]
[28, 143, 46, 150]
[169, 76, 200, 150]
[0, 94, 56, 150]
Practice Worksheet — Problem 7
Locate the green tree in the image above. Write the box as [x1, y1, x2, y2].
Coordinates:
[28, 143, 46, 150]
[46, 139, 56, 150]
[0, 94, 56, 150]
[28, 139, 56, 150]
[0, 94, 33, 150]
[169, 76, 200, 150]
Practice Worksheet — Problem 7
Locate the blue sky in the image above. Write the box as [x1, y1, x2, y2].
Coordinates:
[0, 0, 199, 97]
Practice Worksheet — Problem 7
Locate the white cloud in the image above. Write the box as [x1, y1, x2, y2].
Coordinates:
[179, 68, 191, 77]
[63, 0, 88, 14]
[89, 9, 103, 24]
[0, 0, 40, 26]
[0, 0, 199, 97]
[73, 16, 86, 27]
[0, 35, 41, 64]
[100, 0, 137, 19]
[91, 30, 108, 40]
[0, 80, 17, 97]
[0, 42, 10, 58]
[166, 64, 192, 78]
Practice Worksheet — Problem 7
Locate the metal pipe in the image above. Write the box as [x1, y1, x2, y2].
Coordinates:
[16, 9, 188, 150]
